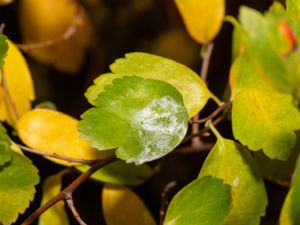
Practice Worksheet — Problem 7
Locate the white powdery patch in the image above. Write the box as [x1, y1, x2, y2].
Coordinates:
[131, 96, 188, 164]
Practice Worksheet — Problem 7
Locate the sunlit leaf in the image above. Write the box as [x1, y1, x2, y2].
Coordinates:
[17, 108, 110, 166]
[86, 52, 216, 118]
[199, 127, 268, 225]
[279, 157, 300, 225]
[174, 0, 225, 44]
[230, 56, 300, 160]
[0, 124, 39, 225]
[164, 176, 232, 225]
[0, 34, 8, 68]
[77, 160, 155, 186]
[38, 171, 69, 225]
[79, 76, 188, 165]
[19, 0, 92, 74]
[0, 40, 35, 126]
[102, 184, 156, 225]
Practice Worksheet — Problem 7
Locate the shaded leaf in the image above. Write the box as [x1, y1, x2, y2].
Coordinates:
[77, 160, 155, 186]
[0, 0, 13, 5]
[230, 56, 300, 160]
[174, 0, 225, 44]
[86, 52, 216, 118]
[79, 76, 188, 165]
[0, 40, 35, 126]
[102, 184, 156, 225]
[254, 136, 300, 181]
[0, 125, 39, 225]
[19, 0, 92, 74]
[164, 176, 232, 225]
[279, 157, 300, 225]
[199, 127, 268, 225]
[17, 108, 110, 166]
[38, 171, 69, 225]
[0, 124, 12, 166]
[0, 34, 8, 68]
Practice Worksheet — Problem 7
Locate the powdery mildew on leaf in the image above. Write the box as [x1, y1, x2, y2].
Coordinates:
[129, 96, 187, 164]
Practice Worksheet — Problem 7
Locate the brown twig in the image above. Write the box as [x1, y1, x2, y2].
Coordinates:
[159, 181, 177, 225]
[66, 195, 87, 225]
[17, 144, 98, 165]
[0, 69, 20, 122]
[192, 101, 231, 124]
[21, 157, 117, 225]
[191, 43, 215, 148]
[16, 0, 82, 51]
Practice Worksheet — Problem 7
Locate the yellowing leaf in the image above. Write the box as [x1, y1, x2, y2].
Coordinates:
[0, 0, 13, 6]
[38, 171, 69, 225]
[230, 56, 300, 160]
[174, 0, 225, 44]
[86, 53, 217, 118]
[19, 0, 92, 74]
[17, 109, 111, 166]
[102, 184, 156, 225]
[199, 127, 268, 225]
[0, 40, 35, 126]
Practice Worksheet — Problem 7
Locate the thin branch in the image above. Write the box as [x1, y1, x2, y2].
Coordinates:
[192, 101, 231, 124]
[183, 112, 228, 144]
[16, 0, 82, 51]
[17, 144, 99, 165]
[191, 42, 215, 148]
[200, 43, 214, 83]
[66, 195, 87, 225]
[0, 69, 20, 122]
[21, 157, 117, 225]
[159, 181, 177, 225]
[0, 23, 5, 34]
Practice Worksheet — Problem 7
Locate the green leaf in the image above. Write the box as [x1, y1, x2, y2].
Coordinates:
[230, 56, 300, 160]
[0, 34, 8, 69]
[79, 76, 188, 165]
[238, 5, 300, 95]
[164, 176, 232, 225]
[76, 160, 155, 186]
[174, 0, 225, 44]
[0, 151, 39, 225]
[199, 127, 267, 225]
[38, 171, 69, 225]
[102, 184, 156, 225]
[279, 157, 300, 225]
[0, 124, 12, 166]
[86, 52, 217, 118]
[254, 132, 300, 181]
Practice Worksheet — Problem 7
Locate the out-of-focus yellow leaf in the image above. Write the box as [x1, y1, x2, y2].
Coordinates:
[0, 0, 13, 6]
[175, 0, 225, 44]
[19, 0, 92, 74]
[38, 171, 69, 225]
[17, 109, 111, 166]
[0, 40, 35, 126]
[102, 184, 157, 225]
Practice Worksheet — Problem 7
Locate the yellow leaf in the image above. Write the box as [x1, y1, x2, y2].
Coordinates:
[17, 109, 111, 166]
[102, 184, 157, 225]
[175, 0, 225, 44]
[0, 0, 13, 6]
[38, 171, 69, 225]
[19, 0, 92, 74]
[0, 40, 35, 126]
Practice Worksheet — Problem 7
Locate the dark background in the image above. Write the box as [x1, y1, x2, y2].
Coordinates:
[0, 0, 287, 224]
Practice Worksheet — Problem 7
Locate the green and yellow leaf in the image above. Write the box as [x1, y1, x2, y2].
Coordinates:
[17, 108, 110, 166]
[199, 126, 268, 225]
[79, 76, 188, 165]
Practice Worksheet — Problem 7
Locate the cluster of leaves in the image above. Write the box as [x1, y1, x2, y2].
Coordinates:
[1, 0, 300, 225]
